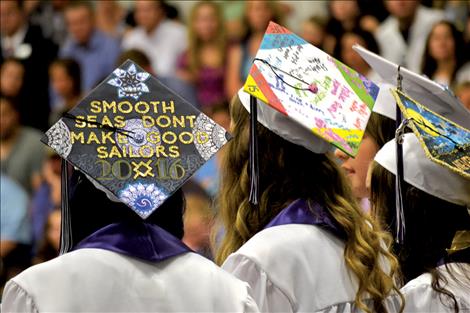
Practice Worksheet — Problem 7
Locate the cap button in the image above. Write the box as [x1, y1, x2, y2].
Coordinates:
[308, 83, 318, 94]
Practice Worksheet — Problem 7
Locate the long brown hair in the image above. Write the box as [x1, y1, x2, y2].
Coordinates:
[187, 1, 226, 76]
[215, 95, 404, 313]
[370, 161, 470, 312]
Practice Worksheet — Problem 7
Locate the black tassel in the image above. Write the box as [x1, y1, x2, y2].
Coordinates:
[59, 159, 72, 254]
[249, 95, 259, 206]
[395, 66, 406, 244]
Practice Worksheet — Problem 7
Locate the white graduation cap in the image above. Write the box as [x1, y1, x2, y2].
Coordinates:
[353, 44, 470, 128]
[375, 133, 470, 206]
[373, 82, 396, 120]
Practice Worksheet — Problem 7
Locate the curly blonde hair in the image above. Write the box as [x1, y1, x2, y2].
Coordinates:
[215, 95, 404, 313]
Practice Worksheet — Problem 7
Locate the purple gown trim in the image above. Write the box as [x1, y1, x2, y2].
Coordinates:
[74, 222, 192, 263]
[265, 199, 345, 239]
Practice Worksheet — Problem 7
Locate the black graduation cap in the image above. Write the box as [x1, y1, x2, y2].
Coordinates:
[42, 60, 230, 219]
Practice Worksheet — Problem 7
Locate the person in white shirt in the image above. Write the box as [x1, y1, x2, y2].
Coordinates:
[122, 0, 187, 78]
[376, 1, 443, 73]
[215, 90, 403, 313]
[1, 59, 259, 313]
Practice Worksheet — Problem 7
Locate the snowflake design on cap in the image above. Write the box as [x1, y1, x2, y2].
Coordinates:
[119, 183, 168, 219]
[45, 120, 72, 158]
[107, 63, 150, 100]
[192, 114, 228, 160]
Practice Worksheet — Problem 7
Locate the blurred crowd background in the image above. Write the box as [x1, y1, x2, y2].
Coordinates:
[1, 0, 470, 293]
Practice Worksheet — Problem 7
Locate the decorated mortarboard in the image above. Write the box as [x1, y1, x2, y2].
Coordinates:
[391, 88, 470, 179]
[375, 133, 470, 207]
[42, 60, 230, 219]
[353, 44, 470, 127]
[243, 21, 379, 158]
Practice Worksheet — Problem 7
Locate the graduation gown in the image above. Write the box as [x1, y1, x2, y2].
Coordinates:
[401, 262, 470, 312]
[222, 199, 401, 312]
[1, 223, 259, 312]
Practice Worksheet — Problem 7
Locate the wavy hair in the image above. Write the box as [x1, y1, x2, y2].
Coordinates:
[215, 95, 404, 313]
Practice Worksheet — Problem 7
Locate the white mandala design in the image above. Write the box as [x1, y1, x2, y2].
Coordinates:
[45, 120, 72, 158]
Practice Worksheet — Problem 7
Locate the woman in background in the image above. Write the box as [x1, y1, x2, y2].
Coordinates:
[49, 58, 81, 125]
[0, 58, 25, 100]
[333, 28, 381, 82]
[177, 1, 227, 113]
[421, 21, 467, 87]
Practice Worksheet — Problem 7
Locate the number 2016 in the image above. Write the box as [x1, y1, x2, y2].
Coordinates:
[95, 159, 185, 181]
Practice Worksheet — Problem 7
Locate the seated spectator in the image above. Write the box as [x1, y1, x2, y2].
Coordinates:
[300, 16, 327, 49]
[177, 1, 227, 113]
[33, 209, 61, 265]
[49, 58, 82, 125]
[0, 96, 46, 194]
[1, 0, 57, 131]
[376, 0, 443, 73]
[421, 21, 467, 88]
[60, 1, 121, 92]
[30, 153, 62, 250]
[334, 28, 381, 81]
[0, 174, 32, 292]
[324, 0, 361, 54]
[225, 1, 282, 98]
[0, 58, 24, 100]
[122, 0, 186, 78]
[455, 81, 470, 111]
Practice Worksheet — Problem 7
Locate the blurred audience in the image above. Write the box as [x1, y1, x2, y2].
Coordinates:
[177, 1, 227, 113]
[0, 58, 24, 100]
[300, 16, 327, 49]
[0, 96, 46, 194]
[30, 153, 62, 249]
[33, 209, 61, 265]
[324, 0, 361, 54]
[122, 0, 187, 78]
[60, 1, 121, 92]
[421, 20, 468, 88]
[48, 58, 82, 125]
[443, 0, 469, 33]
[28, 0, 69, 47]
[225, 0, 282, 98]
[334, 28, 381, 81]
[95, 1, 128, 39]
[0, 0, 57, 131]
[0, 174, 32, 291]
[376, 0, 443, 73]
